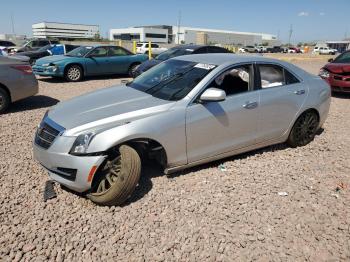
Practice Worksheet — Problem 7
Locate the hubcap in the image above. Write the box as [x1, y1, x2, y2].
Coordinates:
[92, 156, 122, 195]
[68, 67, 81, 81]
[294, 112, 318, 145]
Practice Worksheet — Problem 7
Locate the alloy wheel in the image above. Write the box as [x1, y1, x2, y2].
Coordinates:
[294, 112, 318, 145]
[67, 67, 81, 81]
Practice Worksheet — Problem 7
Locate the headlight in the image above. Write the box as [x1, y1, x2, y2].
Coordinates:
[319, 69, 330, 78]
[70, 132, 95, 155]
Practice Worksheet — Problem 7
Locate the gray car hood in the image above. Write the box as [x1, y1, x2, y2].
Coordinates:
[48, 85, 175, 135]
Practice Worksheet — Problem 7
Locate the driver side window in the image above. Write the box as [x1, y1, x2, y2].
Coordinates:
[89, 47, 108, 57]
[208, 65, 252, 96]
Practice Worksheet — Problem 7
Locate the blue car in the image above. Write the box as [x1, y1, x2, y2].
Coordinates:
[32, 45, 148, 81]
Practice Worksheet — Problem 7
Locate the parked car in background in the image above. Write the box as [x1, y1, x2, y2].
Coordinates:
[319, 50, 350, 93]
[33, 54, 330, 206]
[288, 47, 301, 53]
[0, 40, 16, 53]
[256, 46, 267, 53]
[238, 47, 247, 53]
[15, 38, 60, 53]
[16, 44, 80, 65]
[133, 44, 232, 77]
[266, 46, 285, 53]
[0, 56, 38, 113]
[32, 45, 148, 81]
[136, 42, 168, 55]
[243, 46, 257, 53]
[319, 47, 337, 55]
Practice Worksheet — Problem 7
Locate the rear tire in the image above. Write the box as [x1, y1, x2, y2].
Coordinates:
[287, 110, 319, 148]
[88, 145, 141, 206]
[128, 63, 140, 77]
[64, 65, 83, 82]
[0, 88, 10, 114]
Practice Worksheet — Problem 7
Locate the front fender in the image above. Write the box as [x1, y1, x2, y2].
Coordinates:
[87, 108, 187, 167]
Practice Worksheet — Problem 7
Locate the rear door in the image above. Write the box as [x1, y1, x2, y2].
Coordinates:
[255, 63, 308, 143]
[107, 46, 131, 74]
[186, 63, 259, 163]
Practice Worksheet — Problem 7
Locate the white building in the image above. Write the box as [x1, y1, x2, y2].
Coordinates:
[109, 25, 280, 46]
[32, 22, 99, 39]
[109, 27, 168, 43]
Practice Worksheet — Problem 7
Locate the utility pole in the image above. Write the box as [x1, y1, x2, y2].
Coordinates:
[288, 24, 293, 47]
[11, 13, 15, 35]
[177, 10, 181, 44]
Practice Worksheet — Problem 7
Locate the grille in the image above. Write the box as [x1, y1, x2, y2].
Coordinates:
[35, 123, 60, 149]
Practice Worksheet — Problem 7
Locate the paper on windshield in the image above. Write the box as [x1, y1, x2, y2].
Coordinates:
[194, 63, 216, 70]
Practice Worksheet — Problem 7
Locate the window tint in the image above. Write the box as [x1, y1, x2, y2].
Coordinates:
[208, 46, 230, 53]
[39, 40, 49, 46]
[151, 44, 159, 48]
[259, 65, 284, 88]
[194, 47, 208, 54]
[65, 45, 78, 52]
[108, 46, 129, 56]
[208, 65, 252, 96]
[334, 51, 350, 63]
[89, 47, 108, 57]
[284, 69, 300, 85]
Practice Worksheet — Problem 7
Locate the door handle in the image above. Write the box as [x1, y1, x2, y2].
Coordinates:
[243, 101, 258, 109]
[294, 90, 305, 95]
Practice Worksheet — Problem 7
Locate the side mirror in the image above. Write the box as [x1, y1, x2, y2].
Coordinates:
[328, 58, 334, 63]
[199, 88, 226, 102]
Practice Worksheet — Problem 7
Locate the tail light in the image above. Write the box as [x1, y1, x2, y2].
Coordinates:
[11, 65, 33, 75]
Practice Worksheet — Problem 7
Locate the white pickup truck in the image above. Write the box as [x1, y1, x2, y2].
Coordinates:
[136, 43, 167, 55]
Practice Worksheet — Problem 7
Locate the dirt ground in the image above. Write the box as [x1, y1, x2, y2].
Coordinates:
[0, 55, 349, 261]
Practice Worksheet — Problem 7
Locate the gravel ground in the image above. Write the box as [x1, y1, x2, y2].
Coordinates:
[0, 58, 349, 261]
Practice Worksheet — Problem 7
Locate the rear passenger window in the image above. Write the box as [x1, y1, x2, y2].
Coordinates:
[284, 69, 300, 84]
[259, 65, 284, 88]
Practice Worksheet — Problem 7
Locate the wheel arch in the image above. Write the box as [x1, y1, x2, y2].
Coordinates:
[0, 82, 11, 102]
[64, 63, 85, 76]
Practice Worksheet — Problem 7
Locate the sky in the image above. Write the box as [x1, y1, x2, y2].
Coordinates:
[0, 0, 349, 43]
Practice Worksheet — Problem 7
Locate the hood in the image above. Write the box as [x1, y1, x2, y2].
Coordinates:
[19, 50, 47, 57]
[48, 85, 175, 135]
[35, 55, 67, 65]
[324, 63, 350, 74]
[137, 59, 161, 72]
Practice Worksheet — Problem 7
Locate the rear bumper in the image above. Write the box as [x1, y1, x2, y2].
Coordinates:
[11, 74, 38, 102]
[33, 138, 106, 193]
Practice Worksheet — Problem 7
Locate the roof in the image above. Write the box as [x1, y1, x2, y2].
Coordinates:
[171, 44, 203, 50]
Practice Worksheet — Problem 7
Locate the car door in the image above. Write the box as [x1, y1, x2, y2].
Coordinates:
[255, 63, 308, 143]
[185, 64, 259, 163]
[107, 46, 131, 74]
[85, 46, 110, 75]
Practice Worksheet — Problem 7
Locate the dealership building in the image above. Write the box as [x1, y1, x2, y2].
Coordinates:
[109, 25, 280, 46]
[32, 22, 100, 39]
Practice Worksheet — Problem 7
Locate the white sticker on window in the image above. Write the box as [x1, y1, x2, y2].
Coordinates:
[86, 46, 93, 49]
[194, 63, 216, 70]
[186, 49, 194, 52]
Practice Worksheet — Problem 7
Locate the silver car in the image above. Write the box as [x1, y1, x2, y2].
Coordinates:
[0, 56, 38, 113]
[33, 54, 331, 206]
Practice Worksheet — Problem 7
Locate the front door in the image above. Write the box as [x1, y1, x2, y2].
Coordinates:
[186, 64, 259, 163]
[85, 46, 110, 75]
[107, 46, 131, 74]
[255, 63, 308, 143]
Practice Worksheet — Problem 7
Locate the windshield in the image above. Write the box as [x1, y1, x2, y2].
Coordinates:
[66, 46, 93, 57]
[127, 59, 216, 101]
[37, 44, 53, 52]
[156, 48, 193, 61]
[333, 52, 350, 63]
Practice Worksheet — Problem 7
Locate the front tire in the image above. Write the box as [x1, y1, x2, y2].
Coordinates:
[0, 88, 10, 114]
[287, 110, 319, 148]
[88, 145, 141, 206]
[65, 65, 83, 82]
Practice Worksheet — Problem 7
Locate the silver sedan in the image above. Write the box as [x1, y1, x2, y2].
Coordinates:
[0, 56, 38, 113]
[33, 54, 331, 206]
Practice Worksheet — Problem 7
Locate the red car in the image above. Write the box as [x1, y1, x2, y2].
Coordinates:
[319, 50, 350, 93]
